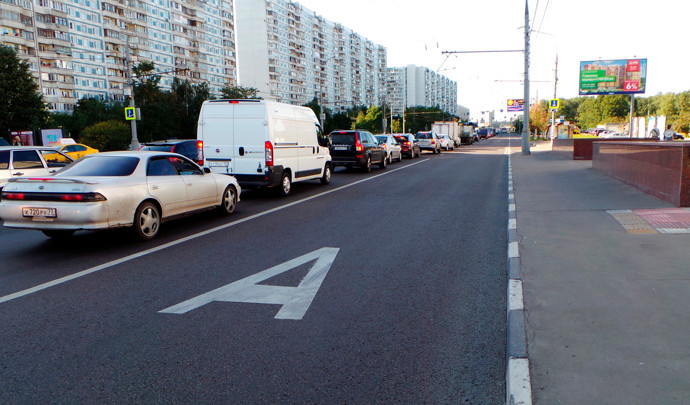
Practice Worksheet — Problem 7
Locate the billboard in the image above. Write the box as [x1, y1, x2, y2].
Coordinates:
[579, 59, 647, 95]
[507, 99, 524, 112]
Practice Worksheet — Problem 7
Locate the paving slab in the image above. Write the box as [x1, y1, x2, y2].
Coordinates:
[512, 142, 690, 404]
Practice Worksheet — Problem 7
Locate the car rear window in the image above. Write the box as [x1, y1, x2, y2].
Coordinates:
[57, 156, 140, 176]
[375, 136, 387, 143]
[416, 132, 431, 139]
[477, 128, 488, 134]
[330, 133, 356, 145]
[393, 136, 408, 143]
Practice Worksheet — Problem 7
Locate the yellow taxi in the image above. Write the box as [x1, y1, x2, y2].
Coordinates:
[55, 143, 99, 160]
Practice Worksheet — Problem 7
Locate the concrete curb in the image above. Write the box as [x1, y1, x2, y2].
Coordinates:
[506, 147, 533, 405]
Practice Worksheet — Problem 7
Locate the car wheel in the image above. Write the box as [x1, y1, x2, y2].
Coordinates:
[379, 154, 388, 169]
[363, 156, 371, 173]
[320, 164, 331, 185]
[218, 185, 237, 215]
[397, 152, 402, 162]
[278, 172, 292, 196]
[133, 201, 161, 241]
[42, 230, 75, 238]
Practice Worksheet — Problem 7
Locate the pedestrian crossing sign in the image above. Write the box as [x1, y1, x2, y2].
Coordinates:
[125, 107, 136, 120]
[549, 99, 560, 111]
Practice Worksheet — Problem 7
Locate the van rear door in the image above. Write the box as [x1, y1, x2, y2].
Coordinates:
[232, 102, 268, 177]
[199, 102, 236, 175]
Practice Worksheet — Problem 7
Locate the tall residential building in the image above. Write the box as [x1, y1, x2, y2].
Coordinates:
[1, 0, 237, 112]
[235, 0, 387, 112]
[457, 105, 470, 121]
[385, 65, 457, 116]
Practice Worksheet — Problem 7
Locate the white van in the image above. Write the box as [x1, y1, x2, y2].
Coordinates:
[197, 99, 332, 196]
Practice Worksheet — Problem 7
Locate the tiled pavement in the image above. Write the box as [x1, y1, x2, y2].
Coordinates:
[608, 208, 690, 234]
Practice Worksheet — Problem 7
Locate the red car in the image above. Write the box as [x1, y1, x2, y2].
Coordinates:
[392, 133, 421, 158]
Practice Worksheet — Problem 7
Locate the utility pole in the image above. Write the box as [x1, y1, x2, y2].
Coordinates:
[521, 0, 531, 155]
[550, 55, 558, 139]
[629, 94, 635, 138]
[124, 40, 140, 151]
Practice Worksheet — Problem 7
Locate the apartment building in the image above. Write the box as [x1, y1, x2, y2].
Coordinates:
[0, 0, 237, 112]
[235, 0, 387, 112]
[385, 65, 458, 116]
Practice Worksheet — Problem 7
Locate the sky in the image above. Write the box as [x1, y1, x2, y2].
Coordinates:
[293, 0, 690, 122]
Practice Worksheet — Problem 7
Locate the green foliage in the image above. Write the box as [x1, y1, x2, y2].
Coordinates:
[403, 106, 445, 133]
[220, 85, 261, 99]
[0, 45, 48, 140]
[327, 112, 352, 132]
[80, 120, 131, 151]
[302, 97, 321, 119]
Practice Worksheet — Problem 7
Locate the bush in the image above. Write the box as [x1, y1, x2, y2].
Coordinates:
[81, 120, 131, 151]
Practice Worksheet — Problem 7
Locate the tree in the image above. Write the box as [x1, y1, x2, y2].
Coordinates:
[530, 100, 550, 136]
[0, 45, 48, 141]
[80, 120, 131, 151]
[220, 85, 261, 99]
[172, 78, 212, 138]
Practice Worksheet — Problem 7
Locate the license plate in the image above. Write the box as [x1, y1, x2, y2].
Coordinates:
[22, 207, 57, 218]
[333, 146, 349, 150]
[208, 161, 230, 167]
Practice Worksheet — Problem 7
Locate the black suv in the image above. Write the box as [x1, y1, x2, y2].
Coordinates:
[329, 130, 387, 172]
[139, 139, 203, 165]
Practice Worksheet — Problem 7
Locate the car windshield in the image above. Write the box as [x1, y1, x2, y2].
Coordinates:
[56, 156, 140, 176]
[416, 133, 431, 139]
[330, 133, 356, 145]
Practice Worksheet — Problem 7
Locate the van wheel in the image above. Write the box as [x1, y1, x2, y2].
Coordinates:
[133, 201, 160, 241]
[320, 164, 331, 185]
[218, 185, 237, 215]
[278, 172, 292, 196]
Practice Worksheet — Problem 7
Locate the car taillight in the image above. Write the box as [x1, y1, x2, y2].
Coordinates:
[355, 140, 364, 152]
[196, 140, 204, 166]
[265, 141, 274, 167]
[404, 141, 410, 146]
[431, 140, 436, 144]
[3, 192, 24, 200]
[1, 192, 106, 202]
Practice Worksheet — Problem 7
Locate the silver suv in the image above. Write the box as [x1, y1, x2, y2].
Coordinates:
[415, 131, 442, 154]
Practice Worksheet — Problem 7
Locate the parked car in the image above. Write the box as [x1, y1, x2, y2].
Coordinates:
[197, 99, 331, 197]
[0, 151, 240, 240]
[415, 131, 442, 154]
[51, 143, 99, 160]
[139, 139, 204, 166]
[392, 133, 420, 158]
[0, 146, 73, 195]
[375, 134, 403, 163]
[329, 130, 387, 172]
[437, 134, 455, 151]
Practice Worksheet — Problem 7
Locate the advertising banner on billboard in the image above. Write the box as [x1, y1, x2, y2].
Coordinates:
[507, 99, 524, 112]
[579, 59, 647, 95]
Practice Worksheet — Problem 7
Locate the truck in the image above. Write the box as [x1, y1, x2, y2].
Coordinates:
[460, 122, 477, 145]
[432, 121, 460, 147]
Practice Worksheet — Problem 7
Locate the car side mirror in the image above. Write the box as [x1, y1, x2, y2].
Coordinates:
[203, 167, 211, 174]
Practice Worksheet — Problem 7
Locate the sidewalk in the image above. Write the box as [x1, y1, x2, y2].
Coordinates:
[512, 142, 690, 404]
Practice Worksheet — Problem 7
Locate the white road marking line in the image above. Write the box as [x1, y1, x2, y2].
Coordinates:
[509, 219, 517, 230]
[0, 160, 429, 305]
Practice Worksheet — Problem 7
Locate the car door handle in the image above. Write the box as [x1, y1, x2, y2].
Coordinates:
[49, 170, 56, 173]
[151, 185, 159, 190]
[12, 172, 23, 176]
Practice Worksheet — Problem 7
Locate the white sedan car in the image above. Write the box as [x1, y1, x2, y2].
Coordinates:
[0, 151, 240, 240]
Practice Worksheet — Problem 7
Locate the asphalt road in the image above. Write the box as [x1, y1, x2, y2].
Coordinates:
[0, 137, 510, 403]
